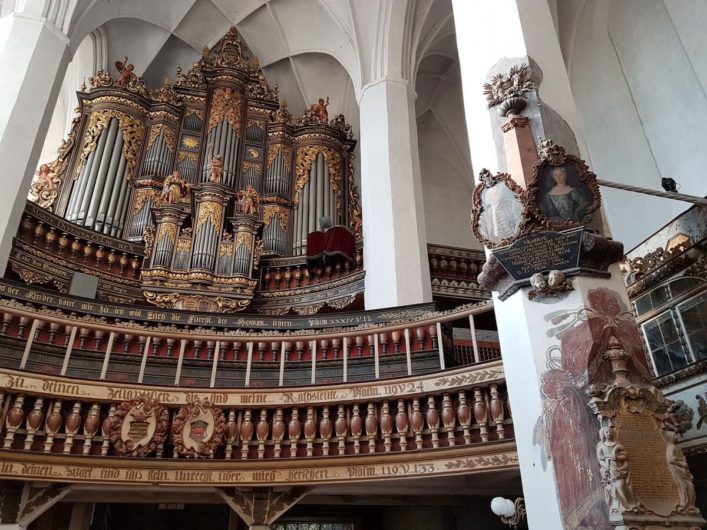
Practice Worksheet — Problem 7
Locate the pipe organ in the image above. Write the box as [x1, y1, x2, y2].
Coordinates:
[29, 27, 363, 313]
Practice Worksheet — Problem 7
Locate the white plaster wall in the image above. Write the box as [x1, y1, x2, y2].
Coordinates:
[418, 110, 479, 249]
[558, 0, 707, 248]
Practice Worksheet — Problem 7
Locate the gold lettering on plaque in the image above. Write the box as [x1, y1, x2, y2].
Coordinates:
[616, 411, 680, 516]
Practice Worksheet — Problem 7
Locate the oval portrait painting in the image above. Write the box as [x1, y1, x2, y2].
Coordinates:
[471, 171, 525, 248]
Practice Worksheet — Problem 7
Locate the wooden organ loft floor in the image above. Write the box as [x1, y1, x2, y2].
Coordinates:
[28, 471, 523, 530]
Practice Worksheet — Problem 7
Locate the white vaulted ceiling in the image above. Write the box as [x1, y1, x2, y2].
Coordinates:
[40, 0, 473, 246]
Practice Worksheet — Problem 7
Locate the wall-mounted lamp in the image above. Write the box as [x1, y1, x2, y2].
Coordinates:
[490, 497, 526, 528]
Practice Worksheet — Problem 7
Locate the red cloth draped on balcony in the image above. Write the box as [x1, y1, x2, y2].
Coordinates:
[306, 226, 355, 262]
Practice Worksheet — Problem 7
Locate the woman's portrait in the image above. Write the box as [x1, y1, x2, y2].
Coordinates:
[538, 164, 592, 223]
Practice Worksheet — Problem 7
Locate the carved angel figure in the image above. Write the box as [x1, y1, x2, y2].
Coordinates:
[161, 170, 187, 204]
[596, 426, 639, 513]
[208, 154, 224, 183]
[115, 57, 137, 87]
[665, 430, 699, 513]
[309, 96, 330, 124]
[237, 185, 259, 215]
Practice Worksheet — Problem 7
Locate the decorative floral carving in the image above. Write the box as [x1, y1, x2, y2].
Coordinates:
[247, 72, 278, 103]
[267, 143, 292, 171]
[294, 146, 343, 211]
[175, 61, 207, 90]
[88, 69, 113, 89]
[109, 396, 169, 457]
[150, 78, 182, 106]
[470, 169, 527, 249]
[271, 100, 292, 125]
[171, 399, 226, 458]
[146, 124, 177, 153]
[208, 87, 243, 135]
[482, 63, 534, 107]
[195, 202, 222, 231]
[262, 206, 289, 231]
[28, 110, 81, 210]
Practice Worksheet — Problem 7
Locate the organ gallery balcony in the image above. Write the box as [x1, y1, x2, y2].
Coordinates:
[0, 284, 513, 487]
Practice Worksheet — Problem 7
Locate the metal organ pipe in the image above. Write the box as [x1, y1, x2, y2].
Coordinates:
[91, 131, 124, 229]
[67, 119, 111, 223]
[78, 119, 119, 224]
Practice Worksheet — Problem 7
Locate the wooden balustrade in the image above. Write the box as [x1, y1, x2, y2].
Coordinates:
[0, 300, 496, 388]
[17, 204, 144, 283]
[259, 248, 364, 292]
[0, 383, 512, 461]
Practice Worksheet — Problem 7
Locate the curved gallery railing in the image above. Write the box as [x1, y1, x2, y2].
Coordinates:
[0, 362, 514, 486]
[0, 281, 496, 388]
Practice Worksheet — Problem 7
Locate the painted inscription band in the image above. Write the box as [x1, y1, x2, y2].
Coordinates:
[0, 363, 505, 406]
[0, 444, 518, 486]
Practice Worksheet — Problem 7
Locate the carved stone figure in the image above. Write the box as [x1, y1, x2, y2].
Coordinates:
[665, 430, 699, 513]
[208, 154, 224, 183]
[237, 185, 259, 214]
[527, 270, 573, 301]
[664, 399, 694, 435]
[115, 57, 137, 87]
[596, 426, 639, 513]
[160, 170, 187, 204]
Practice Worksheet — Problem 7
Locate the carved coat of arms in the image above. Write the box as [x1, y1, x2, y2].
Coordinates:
[172, 398, 226, 458]
[109, 396, 169, 457]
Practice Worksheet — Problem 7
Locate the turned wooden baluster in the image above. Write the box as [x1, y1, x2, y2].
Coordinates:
[354, 336, 364, 357]
[365, 402, 378, 454]
[4, 395, 25, 449]
[272, 408, 285, 458]
[473, 387, 489, 442]
[319, 339, 329, 360]
[380, 401, 393, 452]
[350, 404, 363, 454]
[63, 401, 82, 455]
[335, 405, 347, 455]
[379, 333, 389, 355]
[391, 331, 401, 354]
[288, 408, 302, 457]
[457, 390, 472, 445]
[304, 406, 317, 457]
[331, 339, 341, 360]
[295, 341, 305, 362]
[100, 404, 115, 456]
[489, 384, 505, 439]
[256, 409, 269, 459]
[83, 403, 101, 455]
[271, 342, 279, 363]
[426, 396, 440, 449]
[410, 398, 424, 449]
[257, 342, 267, 362]
[24, 397, 44, 450]
[320, 406, 332, 456]
[415, 327, 426, 351]
[45, 400, 63, 454]
[441, 393, 456, 446]
[240, 409, 254, 459]
[395, 399, 409, 451]
[224, 409, 238, 459]
[48, 323, 60, 344]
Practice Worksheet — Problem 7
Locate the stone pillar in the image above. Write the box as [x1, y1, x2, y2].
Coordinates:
[453, 2, 705, 529]
[358, 78, 432, 309]
[0, 10, 70, 274]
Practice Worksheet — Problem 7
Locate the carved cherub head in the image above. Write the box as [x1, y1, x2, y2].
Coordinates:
[530, 272, 547, 290]
[547, 270, 566, 288]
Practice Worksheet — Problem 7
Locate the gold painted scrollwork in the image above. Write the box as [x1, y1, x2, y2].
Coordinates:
[77, 109, 146, 181]
[147, 124, 177, 153]
[132, 188, 160, 214]
[294, 146, 343, 211]
[219, 241, 233, 257]
[235, 232, 253, 250]
[157, 223, 178, 246]
[196, 202, 222, 231]
[262, 205, 289, 231]
[207, 87, 243, 135]
[242, 160, 262, 175]
[267, 144, 292, 170]
[29, 111, 81, 210]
